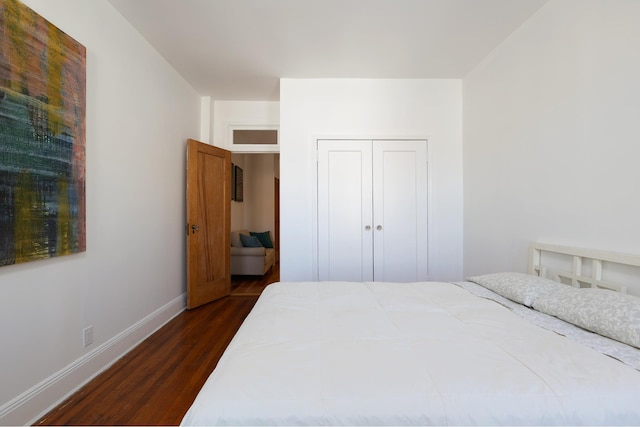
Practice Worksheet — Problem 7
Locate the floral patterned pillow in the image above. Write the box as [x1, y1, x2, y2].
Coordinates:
[466, 272, 567, 307]
[533, 288, 640, 349]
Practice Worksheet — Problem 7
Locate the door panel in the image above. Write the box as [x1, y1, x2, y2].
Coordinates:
[186, 139, 231, 309]
[317, 139, 428, 282]
[373, 140, 428, 282]
[317, 140, 373, 281]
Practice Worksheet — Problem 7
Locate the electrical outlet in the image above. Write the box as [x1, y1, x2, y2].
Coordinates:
[83, 326, 93, 348]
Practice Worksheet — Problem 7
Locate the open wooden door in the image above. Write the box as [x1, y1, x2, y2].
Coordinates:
[186, 139, 231, 309]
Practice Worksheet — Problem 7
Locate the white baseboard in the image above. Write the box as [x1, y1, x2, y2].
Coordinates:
[0, 294, 186, 426]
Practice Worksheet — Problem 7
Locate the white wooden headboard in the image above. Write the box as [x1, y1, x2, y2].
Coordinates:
[528, 242, 640, 295]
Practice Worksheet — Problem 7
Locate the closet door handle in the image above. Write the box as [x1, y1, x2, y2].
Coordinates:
[376, 225, 382, 231]
[365, 225, 371, 231]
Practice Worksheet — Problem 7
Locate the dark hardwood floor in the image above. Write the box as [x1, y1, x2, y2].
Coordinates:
[230, 263, 280, 296]
[36, 265, 279, 426]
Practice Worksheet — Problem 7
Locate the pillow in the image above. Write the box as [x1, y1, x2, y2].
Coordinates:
[230, 229, 249, 248]
[466, 272, 567, 307]
[230, 232, 243, 248]
[239, 234, 263, 248]
[250, 231, 274, 248]
[533, 288, 640, 349]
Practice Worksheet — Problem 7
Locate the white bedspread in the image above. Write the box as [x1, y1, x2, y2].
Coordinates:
[181, 281, 640, 425]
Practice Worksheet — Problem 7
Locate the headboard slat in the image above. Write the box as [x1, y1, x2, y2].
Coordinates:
[529, 242, 640, 294]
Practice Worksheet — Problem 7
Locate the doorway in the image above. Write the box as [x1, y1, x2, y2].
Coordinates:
[230, 152, 280, 270]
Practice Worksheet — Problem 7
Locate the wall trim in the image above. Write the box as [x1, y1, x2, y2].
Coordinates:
[0, 294, 186, 426]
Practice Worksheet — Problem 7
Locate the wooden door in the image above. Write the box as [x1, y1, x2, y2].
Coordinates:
[186, 139, 231, 309]
[372, 140, 428, 282]
[317, 140, 373, 281]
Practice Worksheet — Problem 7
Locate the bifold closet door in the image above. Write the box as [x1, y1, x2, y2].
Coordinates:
[318, 139, 428, 282]
[317, 140, 373, 281]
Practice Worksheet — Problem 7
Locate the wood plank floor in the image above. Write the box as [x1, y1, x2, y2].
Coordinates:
[35, 265, 279, 426]
[230, 263, 280, 296]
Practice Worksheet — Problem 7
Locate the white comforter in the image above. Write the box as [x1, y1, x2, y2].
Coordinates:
[181, 281, 640, 425]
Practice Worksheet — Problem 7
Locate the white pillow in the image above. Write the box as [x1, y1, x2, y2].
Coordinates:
[533, 288, 640, 349]
[466, 272, 567, 307]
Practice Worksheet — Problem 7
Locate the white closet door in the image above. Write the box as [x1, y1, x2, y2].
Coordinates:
[317, 140, 373, 281]
[372, 140, 428, 282]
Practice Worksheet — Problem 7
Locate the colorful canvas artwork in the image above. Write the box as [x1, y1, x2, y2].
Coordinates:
[0, 0, 86, 266]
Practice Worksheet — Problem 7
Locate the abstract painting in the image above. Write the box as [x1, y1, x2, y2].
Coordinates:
[0, 0, 86, 266]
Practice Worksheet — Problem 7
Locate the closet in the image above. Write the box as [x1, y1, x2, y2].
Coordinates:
[317, 139, 428, 282]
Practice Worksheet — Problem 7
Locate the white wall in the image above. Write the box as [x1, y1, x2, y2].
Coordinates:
[245, 154, 277, 236]
[212, 100, 279, 150]
[229, 154, 278, 239]
[280, 79, 463, 281]
[0, 1, 200, 424]
[463, 0, 640, 276]
[200, 96, 212, 144]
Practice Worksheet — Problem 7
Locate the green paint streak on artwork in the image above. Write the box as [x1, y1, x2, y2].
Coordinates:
[14, 170, 36, 264]
[46, 21, 65, 135]
[56, 176, 70, 256]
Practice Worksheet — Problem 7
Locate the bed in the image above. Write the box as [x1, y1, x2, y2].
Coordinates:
[181, 243, 640, 425]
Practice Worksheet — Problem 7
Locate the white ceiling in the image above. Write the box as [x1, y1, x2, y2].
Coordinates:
[107, 0, 547, 101]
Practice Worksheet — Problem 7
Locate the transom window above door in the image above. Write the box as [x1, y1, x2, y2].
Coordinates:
[227, 124, 279, 153]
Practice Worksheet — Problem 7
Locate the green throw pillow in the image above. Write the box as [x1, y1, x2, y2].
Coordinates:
[240, 234, 263, 247]
[250, 231, 274, 248]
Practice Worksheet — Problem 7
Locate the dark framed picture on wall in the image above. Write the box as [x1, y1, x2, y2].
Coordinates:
[234, 165, 243, 202]
[231, 163, 236, 201]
